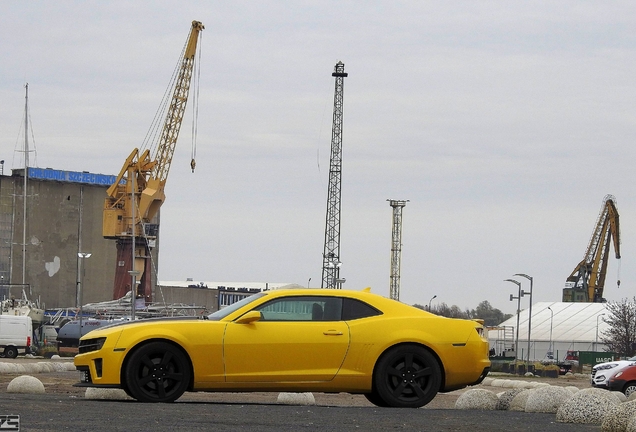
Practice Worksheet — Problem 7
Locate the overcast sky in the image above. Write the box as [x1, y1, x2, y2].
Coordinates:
[2, 1, 636, 315]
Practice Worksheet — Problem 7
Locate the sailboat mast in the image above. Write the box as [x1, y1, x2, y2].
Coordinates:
[22, 83, 29, 286]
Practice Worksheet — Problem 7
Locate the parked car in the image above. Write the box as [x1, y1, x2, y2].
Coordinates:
[0, 315, 33, 358]
[74, 288, 491, 407]
[608, 364, 636, 397]
[590, 356, 636, 388]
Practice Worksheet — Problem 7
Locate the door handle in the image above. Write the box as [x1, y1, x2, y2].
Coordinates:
[323, 330, 343, 336]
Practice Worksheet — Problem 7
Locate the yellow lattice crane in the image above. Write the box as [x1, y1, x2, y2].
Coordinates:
[103, 20, 204, 301]
[563, 194, 621, 302]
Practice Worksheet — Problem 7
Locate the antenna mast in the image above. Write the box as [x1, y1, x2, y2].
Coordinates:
[321, 61, 347, 288]
[22, 83, 29, 286]
[388, 199, 408, 300]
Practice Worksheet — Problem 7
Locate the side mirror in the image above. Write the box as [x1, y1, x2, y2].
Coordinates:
[235, 310, 262, 324]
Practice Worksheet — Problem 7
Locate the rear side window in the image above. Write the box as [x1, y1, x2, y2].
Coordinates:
[342, 298, 382, 320]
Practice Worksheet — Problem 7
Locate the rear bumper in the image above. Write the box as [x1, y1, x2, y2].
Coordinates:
[472, 367, 490, 385]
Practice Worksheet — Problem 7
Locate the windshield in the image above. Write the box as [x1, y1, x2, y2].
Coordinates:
[207, 292, 266, 320]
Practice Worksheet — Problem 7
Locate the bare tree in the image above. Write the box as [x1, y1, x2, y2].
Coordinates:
[600, 297, 636, 356]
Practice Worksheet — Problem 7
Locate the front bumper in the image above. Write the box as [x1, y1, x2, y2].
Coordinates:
[591, 378, 609, 388]
[74, 334, 126, 387]
[74, 366, 120, 388]
[608, 378, 626, 393]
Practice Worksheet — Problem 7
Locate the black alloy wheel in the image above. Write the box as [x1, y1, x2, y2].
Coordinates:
[124, 341, 191, 403]
[373, 345, 441, 408]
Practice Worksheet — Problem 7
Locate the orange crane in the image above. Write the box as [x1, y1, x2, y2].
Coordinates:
[103, 21, 204, 301]
[563, 194, 621, 302]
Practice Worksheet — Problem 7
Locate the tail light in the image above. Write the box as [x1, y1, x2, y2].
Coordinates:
[27, 336, 31, 346]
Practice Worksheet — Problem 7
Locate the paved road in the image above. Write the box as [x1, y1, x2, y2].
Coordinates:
[0, 393, 601, 432]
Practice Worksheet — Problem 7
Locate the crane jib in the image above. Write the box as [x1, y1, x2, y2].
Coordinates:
[103, 20, 204, 303]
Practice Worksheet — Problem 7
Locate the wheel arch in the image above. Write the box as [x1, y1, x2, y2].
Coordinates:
[120, 338, 195, 392]
[372, 342, 446, 391]
[623, 380, 636, 397]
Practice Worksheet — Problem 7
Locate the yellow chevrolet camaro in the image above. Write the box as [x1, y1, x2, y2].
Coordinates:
[74, 288, 490, 407]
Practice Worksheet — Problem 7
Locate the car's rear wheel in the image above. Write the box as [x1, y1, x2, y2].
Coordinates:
[4, 346, 18, 359]
[124, 341, 190, 403]
[624, 382, 636, 398]
[373, 344, 441, 408]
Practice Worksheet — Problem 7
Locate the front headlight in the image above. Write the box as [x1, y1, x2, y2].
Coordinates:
[78, 337, 107, 354]
[615, 371, 624, 378]
[597, 363, 618, 370]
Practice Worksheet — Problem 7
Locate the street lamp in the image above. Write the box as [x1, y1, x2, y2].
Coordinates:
[547, 306, 554, 359]
[515, 273, 533, 365]
[429, 295, 437, 312]
[505, 279, 522, 361]
[77, 252, 92, 337]
[128, 270, 141, 320]
[596, 313, 606, 351]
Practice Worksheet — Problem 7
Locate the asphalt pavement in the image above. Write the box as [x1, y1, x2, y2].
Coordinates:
[0, 393, 601, 432]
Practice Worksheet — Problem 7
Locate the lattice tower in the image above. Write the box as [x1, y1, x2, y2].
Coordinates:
[321, 62, 348, 288]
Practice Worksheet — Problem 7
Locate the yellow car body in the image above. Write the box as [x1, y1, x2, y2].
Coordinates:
[74, 288, 490, 407]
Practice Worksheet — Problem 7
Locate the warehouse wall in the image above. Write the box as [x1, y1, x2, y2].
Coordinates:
[155, 285, 219, 313]
[0, 170, 159, 309]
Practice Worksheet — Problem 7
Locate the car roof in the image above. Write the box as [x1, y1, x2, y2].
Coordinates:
[257, 288, 430, 316]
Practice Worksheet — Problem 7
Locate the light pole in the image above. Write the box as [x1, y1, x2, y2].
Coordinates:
[515, 273, 533, 365]
[505, 279, 522, 361]
[596, 313, 606, 351]
[429, 295, 437, 312]
[128, 270, 140, 320]
[547, 306, 554, 359]
[77, 252, 92, 337]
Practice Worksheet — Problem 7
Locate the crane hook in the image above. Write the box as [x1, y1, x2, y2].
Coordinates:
[190, 158, 196, 173]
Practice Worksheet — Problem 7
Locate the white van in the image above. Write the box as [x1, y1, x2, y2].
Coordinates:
[0, 315, 32, 358]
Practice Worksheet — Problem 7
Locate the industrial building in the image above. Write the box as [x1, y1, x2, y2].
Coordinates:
[489, 301, 610, 362]
[0, 167, 137, 309]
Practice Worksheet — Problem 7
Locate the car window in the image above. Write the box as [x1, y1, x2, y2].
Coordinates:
[255, 296, 343, 322]
[342, 298, 382, 320]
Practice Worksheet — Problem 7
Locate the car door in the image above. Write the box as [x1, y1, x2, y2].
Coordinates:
[223, 296, 350, 382]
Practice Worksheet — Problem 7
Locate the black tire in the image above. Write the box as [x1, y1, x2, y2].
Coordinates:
[120, 381, 134, 399]
[4, 346, 18, 359]
[624, 382, 636, 398]
[124, 341, 191, 403]
[364, 391, 389, 407]
[373, 345, 441, 408]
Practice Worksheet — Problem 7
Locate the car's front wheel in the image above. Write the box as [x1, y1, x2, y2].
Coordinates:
[373, 344, 441, 408]
[124, 341, 191, 403]
[624, 382, 636, 398]
[363, 391, 389, 407]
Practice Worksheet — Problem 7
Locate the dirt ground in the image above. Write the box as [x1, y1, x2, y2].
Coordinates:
[0, 357, 594, 409]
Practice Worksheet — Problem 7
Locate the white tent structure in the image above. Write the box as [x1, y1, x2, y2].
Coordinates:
[489, 301, 610, 362]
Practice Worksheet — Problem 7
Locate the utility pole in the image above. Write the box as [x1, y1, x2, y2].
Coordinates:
[388, 199, 408, 300]
[321, 61, 347, 288]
